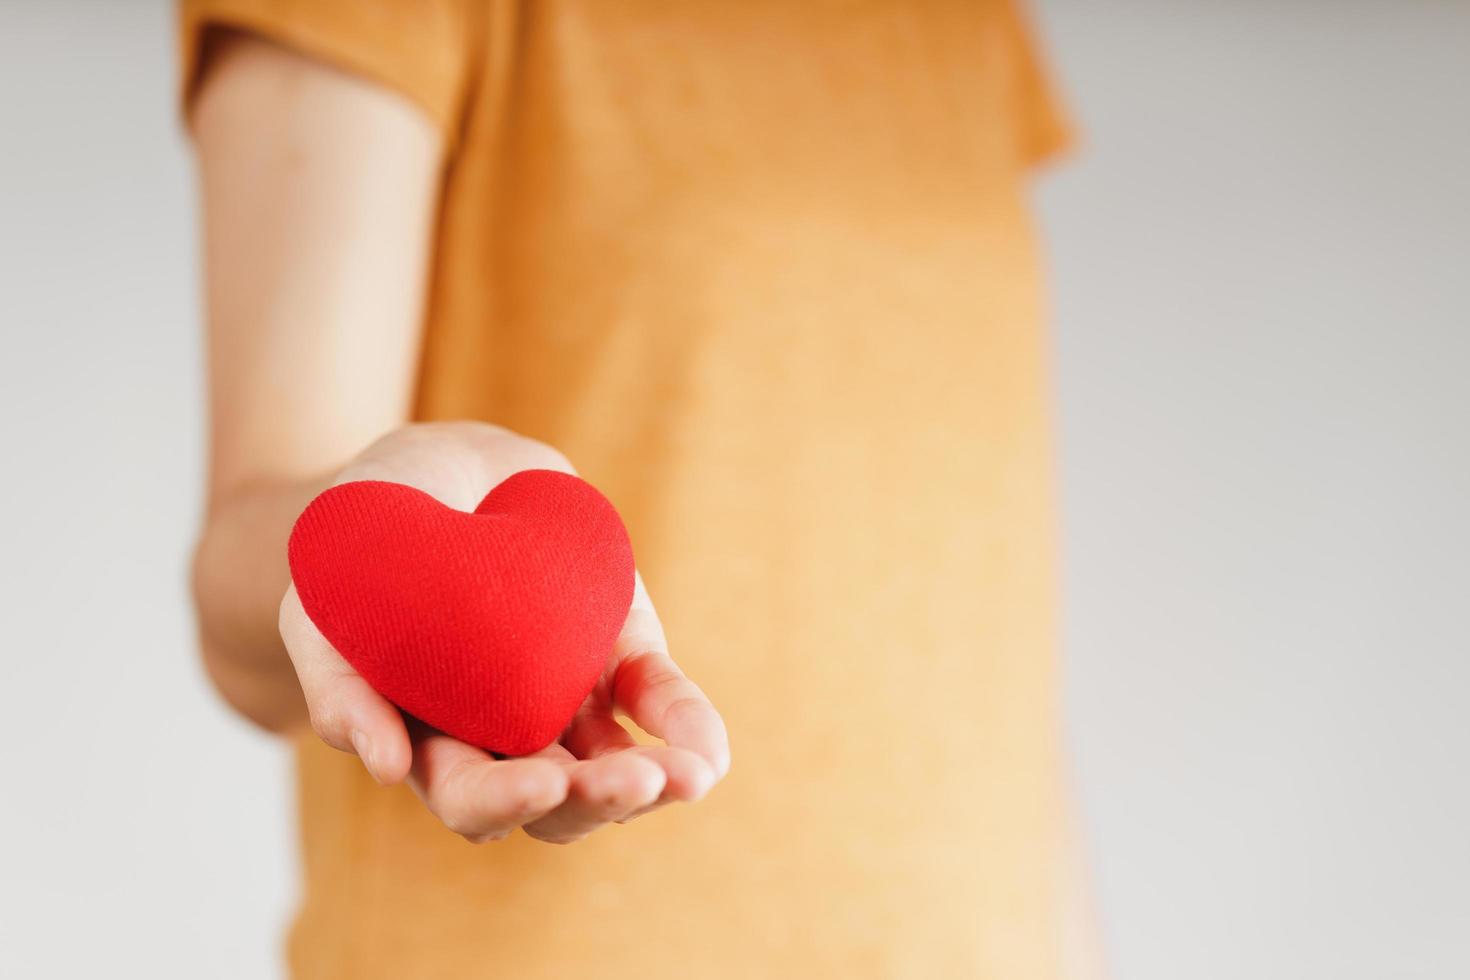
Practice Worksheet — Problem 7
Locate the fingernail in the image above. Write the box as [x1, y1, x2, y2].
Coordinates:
[351, 729, 382, 784]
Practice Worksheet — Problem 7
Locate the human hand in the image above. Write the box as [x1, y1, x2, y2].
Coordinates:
[278, 422, 729, 843]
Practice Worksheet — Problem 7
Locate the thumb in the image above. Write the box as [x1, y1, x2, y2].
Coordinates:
[279, 585, 412, 784]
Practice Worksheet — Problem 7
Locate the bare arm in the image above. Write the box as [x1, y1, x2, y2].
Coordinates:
[187, 33, 728, 844]
[189, 30, 439, 730]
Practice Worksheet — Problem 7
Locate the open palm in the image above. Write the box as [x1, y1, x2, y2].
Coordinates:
[278, 422, 729, 844]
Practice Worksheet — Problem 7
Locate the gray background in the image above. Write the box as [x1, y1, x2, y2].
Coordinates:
[0, 2, 1464, 977]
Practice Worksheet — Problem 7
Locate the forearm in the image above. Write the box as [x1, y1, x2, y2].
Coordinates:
[186, 31, 446, 730]
[186, 33, 571, 734]
[192, 475, 328, 731]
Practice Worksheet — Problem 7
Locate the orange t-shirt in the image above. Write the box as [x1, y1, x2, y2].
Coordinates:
[180, 2, 1084, 976]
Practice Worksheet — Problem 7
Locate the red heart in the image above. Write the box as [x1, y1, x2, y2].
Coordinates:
[287, 470, 635, 756]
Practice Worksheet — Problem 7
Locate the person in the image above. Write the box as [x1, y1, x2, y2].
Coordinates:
[182, 0, 1097, 976]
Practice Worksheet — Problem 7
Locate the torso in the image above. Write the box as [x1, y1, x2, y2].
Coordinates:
[289, 2, 1082, 975]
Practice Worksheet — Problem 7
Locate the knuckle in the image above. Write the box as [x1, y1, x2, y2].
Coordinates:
[592, 791, 628, 813]
[518, 441, 574, 474]
[374, 422, 449, 451]
[662, 694, 707, 725]
[647, 673, 691, 704]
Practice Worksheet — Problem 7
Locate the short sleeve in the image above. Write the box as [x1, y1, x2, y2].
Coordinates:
[177, 0, 477, 146]
[1003, 0, 1077, 168]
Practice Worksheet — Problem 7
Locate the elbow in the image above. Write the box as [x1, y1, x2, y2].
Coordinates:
[195, 632, 303, 735]
[189, 532, 304, 735]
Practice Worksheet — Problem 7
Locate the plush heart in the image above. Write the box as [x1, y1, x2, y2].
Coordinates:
[287, 470, 635, 756]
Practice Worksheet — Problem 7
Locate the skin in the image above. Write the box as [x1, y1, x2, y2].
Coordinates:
[188, 32, 729, 846]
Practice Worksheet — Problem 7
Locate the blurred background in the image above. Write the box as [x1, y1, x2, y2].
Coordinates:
[0, 2, 1465, 977]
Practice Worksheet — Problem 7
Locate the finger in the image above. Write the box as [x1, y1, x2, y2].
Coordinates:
[560, 706, 637, 759]
[609, 590, 732, 781]
[611, 631, 730, 781]
[280, 586, 411, 784]
[563, 709, 717, 811]
[522, 753, 666, 844]
[409, 731, 569, 843]
[621, 746, 718, 805]
[527, 740, 578, 762]
[562, 702, 717, 804]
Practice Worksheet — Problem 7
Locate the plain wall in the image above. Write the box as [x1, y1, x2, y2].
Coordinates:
[1038, 2, 1469, 978]
[0, 2, 1464, 978]
[0, 4, 294, 978]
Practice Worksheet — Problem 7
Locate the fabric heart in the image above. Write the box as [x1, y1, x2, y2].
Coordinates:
[287, 470, 636, 756]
